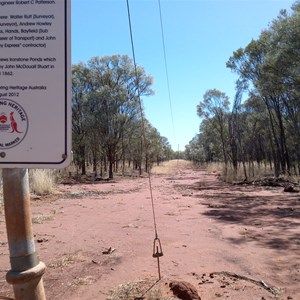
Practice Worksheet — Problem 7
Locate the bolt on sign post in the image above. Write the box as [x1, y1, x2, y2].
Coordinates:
[0, 0, 71, 299]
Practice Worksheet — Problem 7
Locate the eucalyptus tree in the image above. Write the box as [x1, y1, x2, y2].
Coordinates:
[72, 63, 93, 175]
[227, 0, 300, 176]
[190, 2, 300, 177]
[197, 89, 230, 174]
[241, 95, 274, 176]
[227, 85, 244, 179]
[226, 18, 294, 176]
[121, 118, 143, 172]
[159, 136, 173, 163]
[143, 124, 171, 170]
[263, 3, 300, 173]
[185, 135, 205, 163]
[87, 55, 154, 179]
[200, 118, 223, 163]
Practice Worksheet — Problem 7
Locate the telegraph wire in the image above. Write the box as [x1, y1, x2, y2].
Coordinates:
[158, 0, 177, 149]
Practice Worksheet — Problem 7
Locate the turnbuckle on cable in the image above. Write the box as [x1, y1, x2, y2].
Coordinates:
[152, 237, 163, 258]
[152, 237, 163, 280]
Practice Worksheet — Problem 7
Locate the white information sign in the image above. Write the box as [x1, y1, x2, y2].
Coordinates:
[0, 0, 71, 168]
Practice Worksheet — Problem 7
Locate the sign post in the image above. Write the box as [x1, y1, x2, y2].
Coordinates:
[3, 168, 46, 300]
[0, 0, 71, 299]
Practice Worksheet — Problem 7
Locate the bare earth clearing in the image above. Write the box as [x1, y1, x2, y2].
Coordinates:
[0, 161, 299, 299]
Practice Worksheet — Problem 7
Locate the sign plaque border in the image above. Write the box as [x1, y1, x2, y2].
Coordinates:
[0, 0, 71, 168]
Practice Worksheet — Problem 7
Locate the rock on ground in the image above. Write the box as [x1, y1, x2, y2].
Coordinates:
[169, 280, 201, 300]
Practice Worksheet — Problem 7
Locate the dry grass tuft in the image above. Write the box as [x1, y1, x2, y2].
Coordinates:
[206, 162, 224, 174]
[106, 279, 171, 300]
[0, 169, 57, 212]
[29, 169, 57, 195]
[32, 214, 54, 224]
[73, 276, 95, 286]
[48, 253, 85, 269]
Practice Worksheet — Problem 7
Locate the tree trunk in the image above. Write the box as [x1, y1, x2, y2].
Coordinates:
[277, 112, 290, 175]
[265, 105, 281, 177]
[79, 145, 86, 175]
[109, 161, 114, 179]
[145, 153, 149, 173]
[93, 157, 97, 175]
[100, 159, 103, 177]
[122, 156, 126, 174]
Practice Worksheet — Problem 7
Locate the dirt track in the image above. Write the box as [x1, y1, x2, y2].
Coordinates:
[0, 161, 299, 299]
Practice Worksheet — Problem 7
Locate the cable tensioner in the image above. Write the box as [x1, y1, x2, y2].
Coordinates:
[152, 237, 163, 258]
[152, 237, 163, 280]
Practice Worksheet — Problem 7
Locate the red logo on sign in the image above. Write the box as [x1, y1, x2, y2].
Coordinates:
[0, 113, 7, 124]
[0, 99, 28, 149]
[10, 112, 22, 133]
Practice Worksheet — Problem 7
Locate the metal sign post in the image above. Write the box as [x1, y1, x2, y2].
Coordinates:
[0, 1, 71, 299]
[3, 169, 46, 300]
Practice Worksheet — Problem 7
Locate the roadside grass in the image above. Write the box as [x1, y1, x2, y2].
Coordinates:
[206, 162, 300, 183]
[206, 162, 272, 182]
[206, 162, 224, 174]
[151, 159, 192, 175]
[0, 169, 57, 214]
[29, 169, 58, 195]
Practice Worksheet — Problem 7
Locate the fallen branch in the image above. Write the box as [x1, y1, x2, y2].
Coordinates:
[210, 271, 280, 296]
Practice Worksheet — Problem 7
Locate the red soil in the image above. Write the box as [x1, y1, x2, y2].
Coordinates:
[0, 162, 299, 299]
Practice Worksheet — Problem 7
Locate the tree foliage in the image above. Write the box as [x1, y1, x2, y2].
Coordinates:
[72, 55, 173, 177]
[187, 2, 300, 179]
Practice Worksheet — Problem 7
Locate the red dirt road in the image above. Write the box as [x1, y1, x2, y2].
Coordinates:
[0, 161, 299, 299]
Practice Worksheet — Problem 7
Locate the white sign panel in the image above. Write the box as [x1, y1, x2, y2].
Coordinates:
[0, 0, 71, 168]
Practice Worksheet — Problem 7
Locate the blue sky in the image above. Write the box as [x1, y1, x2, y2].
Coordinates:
[72, 0, 295, 151]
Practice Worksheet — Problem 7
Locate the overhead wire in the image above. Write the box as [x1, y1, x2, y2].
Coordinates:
[157, 0, 177, 148]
